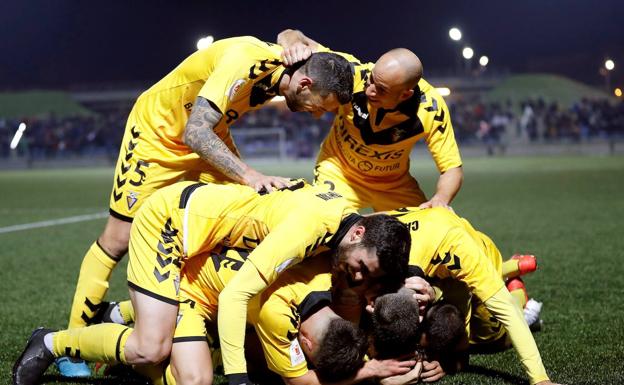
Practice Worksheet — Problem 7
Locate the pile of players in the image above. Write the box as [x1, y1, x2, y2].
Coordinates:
[13, 30, 560, 385]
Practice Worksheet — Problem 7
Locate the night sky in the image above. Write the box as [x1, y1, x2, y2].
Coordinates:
[1, 0, 623, 89]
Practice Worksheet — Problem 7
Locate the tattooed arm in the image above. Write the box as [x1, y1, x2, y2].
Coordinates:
[183, 97, 290, 191]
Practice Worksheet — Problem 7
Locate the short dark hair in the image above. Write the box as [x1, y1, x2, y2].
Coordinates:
[315, 318, 367, 382]
[298, 52, 353, 104]
[372, 291, 421, 359]
[422, 303, 465, 357]
[358, 214, 411, 282]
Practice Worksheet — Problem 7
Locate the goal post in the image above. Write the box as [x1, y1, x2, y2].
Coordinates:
[230, 127, 288, 160]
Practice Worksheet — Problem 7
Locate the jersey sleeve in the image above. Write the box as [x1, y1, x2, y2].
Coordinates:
[436, 227, 504, 302]
[484, 287, 550, 384]
[218, 261, 267, 375]
[422, 92, 463, 173]
[254, 301, 309, 378]
[197, 53, 255, 115]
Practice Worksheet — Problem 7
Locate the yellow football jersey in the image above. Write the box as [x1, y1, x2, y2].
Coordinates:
[316, 46, 462, 184]
[388, 207, 504, 302]
[180, 182, 353, 283]
[133, 179, 355, 282]
[131, 35, 285, 168]
[248, 257, 333, 378]
[180, 251, 334, 378]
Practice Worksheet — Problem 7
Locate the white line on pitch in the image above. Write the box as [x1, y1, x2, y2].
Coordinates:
[0, 212, 108, 234]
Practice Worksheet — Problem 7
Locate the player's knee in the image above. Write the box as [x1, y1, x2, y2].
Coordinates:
[133, 339, 172, 365]
[99, 217, 132, 258]
[174, 367, 213, 385]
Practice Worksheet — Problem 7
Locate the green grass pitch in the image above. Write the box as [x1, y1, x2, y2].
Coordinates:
[1, 155, 623, 385]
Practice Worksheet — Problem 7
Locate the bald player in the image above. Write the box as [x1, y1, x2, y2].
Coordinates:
[278, 30, 463, 211]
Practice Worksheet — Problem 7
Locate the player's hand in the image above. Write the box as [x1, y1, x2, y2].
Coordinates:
[420, 360, 445, 382]
[364, 357, 418, 379]
[243, 169, 291, 193]
[418, 196, 454, 212]
[404, 276, 435, 307]
[281, 43, 312, 66]
[379, 361, 423, 385]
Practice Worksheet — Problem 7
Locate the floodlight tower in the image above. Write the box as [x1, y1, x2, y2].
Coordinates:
[449, 27, 462, 75]
[604, 59, 615, 92]
[462, 46, 474, 74]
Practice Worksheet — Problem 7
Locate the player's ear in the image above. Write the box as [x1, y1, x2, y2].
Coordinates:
[350, 225, 366, 242]
[298, 76, 313, 91]
[299, 334, 313, 353]
[399, 88, 414, 102]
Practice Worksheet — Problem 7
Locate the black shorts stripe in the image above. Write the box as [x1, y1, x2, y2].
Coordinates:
[172, 336, 208, 344]
[128, 281, 179, 306]
[179, 183, 206, 209]
[109, 208, 134, 223]
[115, 327, 131, 363]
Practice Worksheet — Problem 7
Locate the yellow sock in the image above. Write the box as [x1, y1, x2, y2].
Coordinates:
[134, 362, 176, 385]
[68, 241, 119, 328]
[502, 259, 520, 279]
[53, 323, 131, 364]
[510, 289, 528, 309]
[119, 300, 135, 324]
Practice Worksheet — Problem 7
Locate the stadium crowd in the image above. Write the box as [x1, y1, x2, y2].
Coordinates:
[451, 97, 624, 144]
[1, 97, 622, 160]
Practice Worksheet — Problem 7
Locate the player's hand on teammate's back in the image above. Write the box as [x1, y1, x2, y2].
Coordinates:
[420, 360, 445, 382]
[379, 360, 423, 385]
[243, 168, 291, 192]
[281, 43, 312, 66]
[418, 195, 454, 212]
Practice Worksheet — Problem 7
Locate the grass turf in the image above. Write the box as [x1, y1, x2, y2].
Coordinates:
[1, 155, 623, 385]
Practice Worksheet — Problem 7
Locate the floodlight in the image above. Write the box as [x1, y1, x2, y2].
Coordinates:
[605, 59, 615, 71]
[436, 87, 451, 96]
[197, 35, 214, 50]
[449, 28, 462, 41]
[10, 122, 26, 150]
[462, 47, 474, 60]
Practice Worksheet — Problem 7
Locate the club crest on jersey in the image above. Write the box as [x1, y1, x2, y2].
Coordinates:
[289, 339, 305, 366]
[126, 191, 138, 210]
[227, 79, 246, 101]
